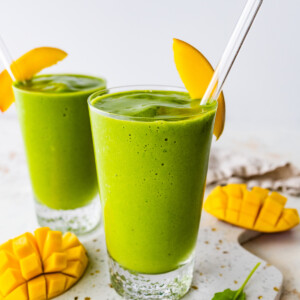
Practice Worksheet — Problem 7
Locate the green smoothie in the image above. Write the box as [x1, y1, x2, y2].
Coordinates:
[89, 88, 217, 274]
[13, 74, 106, 210]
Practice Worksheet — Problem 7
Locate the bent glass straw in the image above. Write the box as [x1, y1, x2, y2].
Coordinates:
[201, 0, 263, 105]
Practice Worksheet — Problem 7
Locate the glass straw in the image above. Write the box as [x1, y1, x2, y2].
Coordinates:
[0, 35, 16, 81]
[201, 0, 263, 105]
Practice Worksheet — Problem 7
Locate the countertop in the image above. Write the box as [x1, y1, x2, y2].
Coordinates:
[0, 114, 299, 299]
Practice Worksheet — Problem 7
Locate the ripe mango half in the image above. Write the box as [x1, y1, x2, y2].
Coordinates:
[204, 184, 300, 232]
[0, 228, 88, 300]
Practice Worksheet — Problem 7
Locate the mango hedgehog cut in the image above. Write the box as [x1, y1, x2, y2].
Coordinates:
[204, 184, 300, 232]
[0, 228, 89, 299]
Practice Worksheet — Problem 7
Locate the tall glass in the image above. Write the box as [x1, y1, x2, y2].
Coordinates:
[88, 85, 217, 299]
[13, 74, 106, 234]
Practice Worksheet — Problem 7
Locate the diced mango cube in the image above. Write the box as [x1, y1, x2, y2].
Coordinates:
[4, 283, 28, 300]
[0, 250, 19, 273]
[240, 191, 261, 217]
[226, 209, 239, 224]
[44, 252, 67, 273]
[13, 234, 37, 260]
[210, 186, 228, 199]
[62, 232, 81, 251]
[34, 227, 50, 255]
[27, 275, 46, 300]
[256, 197, 284, 226]
[62, 260, 83, 278]
[0, 240, 13, 253]
[239, 213, 256, 229]
[252, 186, 269, 202]
[211, 196, 227, 210]
[43, 231, 62, 261]
[65, 275, 77, 290]
[223, 184, 243, 198]
[275, 218, 290, 231]
[0, 268, 25, 296]
[66, 245, 86, 262]
[20, 253, 43, 280]
[282, 209, 300, 226]
[269, 192, 287, 205]
[227, 196, 243, 211]
[254, 219, 275, 232]
[45, 273, 67, 299]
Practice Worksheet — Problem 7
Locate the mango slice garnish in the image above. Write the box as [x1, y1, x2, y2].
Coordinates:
[0, 228, 88, 300]
[204, 184, 300, 232]
[0, 47, 67, 112]
[173, 38, 225, 139]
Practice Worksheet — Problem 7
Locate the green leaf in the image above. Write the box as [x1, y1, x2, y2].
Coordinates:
[211, 262, 261, 300]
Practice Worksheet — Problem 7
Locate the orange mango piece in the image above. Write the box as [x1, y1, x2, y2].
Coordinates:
[223, 184, 244, 198]
[62, 232, 81, 251]
[27, 276, 46, 300]
[34, 227, 50, 255]
[204, 184, 299, 232]
[0, 250, 19, 273]
[0, 47, 67, 112]
[43, 231, 62, 261]
[173, 38, 225, 139]
[256, 197, 284, 227]
[0, 268, 25, 296]
[13, 233, 39, 260]
[0, 240, 13, 253]
[65, 245, 86, 262]
[269, 191, 287, 205]
[65, 275, 77, 291]
[0, 228, 89, 300]
[20, 253, 43, 281]
[45, 273, 67, 299]
[4, 283, 28, 300]
[252, 186, 269, 202]
[44, 252, 67, 273]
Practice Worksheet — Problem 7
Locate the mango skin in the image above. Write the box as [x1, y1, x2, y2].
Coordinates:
[204, 184, 300, 232]
[0, 228, 88, 300]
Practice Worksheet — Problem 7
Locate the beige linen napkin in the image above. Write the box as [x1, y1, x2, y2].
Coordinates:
[207, 146, 300, 196]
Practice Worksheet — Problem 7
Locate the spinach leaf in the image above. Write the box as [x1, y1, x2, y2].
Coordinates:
[211, 262, 260, 300]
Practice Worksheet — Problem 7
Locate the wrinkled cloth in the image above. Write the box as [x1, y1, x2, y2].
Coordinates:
[207, 147, 300, 196]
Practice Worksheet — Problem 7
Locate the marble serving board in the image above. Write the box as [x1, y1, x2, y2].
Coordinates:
[56, 213, 283, 300]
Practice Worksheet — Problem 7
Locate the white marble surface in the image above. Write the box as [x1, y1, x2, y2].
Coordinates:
[0, 115, 300, 299]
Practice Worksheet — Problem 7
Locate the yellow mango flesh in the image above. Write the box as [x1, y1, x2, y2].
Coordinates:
[0, 47, 67, 112]
[173, 38, 226, 139]
[0, 228, 88, 300]
[204, 184, 300, 232]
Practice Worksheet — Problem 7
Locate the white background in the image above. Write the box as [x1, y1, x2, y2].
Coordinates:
[0, 0, 299, 132]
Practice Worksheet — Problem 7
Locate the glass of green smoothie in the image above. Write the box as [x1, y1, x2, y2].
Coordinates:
[88, 85, 217, 299]
[13, 74, 106, 235]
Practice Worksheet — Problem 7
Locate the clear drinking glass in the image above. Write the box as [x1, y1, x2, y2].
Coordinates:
[13, 74, 106, 235]
[88, 85, 217, 299]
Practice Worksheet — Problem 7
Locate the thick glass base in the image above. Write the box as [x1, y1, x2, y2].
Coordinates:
[35, 196, 101, 235]
[109, 254, 194, 300]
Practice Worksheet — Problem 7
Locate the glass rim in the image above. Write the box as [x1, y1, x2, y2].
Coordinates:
[12, 73, 106, 97]
[88, 84, 218, 122]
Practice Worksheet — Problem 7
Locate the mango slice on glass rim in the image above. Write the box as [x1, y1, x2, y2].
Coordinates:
[0, 47, 67, 112]
[204, 184, 300, 232]
[0, 228, 88, 300]
[173, 38, 225, 139]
